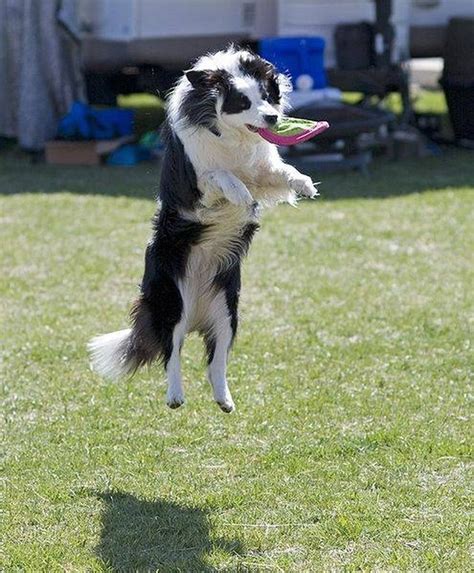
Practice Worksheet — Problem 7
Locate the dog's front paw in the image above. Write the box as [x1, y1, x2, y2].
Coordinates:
[222, 177, 254, 206]
[290, 175, 319, 199]
[216, 397, 235, 413]
[202, 170, 254, 206]
[166, 390, 184, 410]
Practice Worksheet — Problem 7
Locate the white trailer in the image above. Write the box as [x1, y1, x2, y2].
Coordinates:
[79, 0, 474, 71]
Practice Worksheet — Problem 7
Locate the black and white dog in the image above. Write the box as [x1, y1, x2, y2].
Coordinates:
[88, 47, 318, 412]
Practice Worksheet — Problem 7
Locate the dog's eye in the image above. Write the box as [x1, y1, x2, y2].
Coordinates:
[222, 90, 251, 114]
[237, 94, 250, 109]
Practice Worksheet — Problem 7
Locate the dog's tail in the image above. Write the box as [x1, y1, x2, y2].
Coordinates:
[88, 297, 165, 380]
[87, 329, 138, 380]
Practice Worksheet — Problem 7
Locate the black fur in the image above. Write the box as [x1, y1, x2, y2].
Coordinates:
[239, 54, 281, 105]
[159, 121, 202, 210]
[182, 69, 232, 136]
[221, 87, 251, 115]
[124, 122, 208, 369]
[128, 209, 207, 369]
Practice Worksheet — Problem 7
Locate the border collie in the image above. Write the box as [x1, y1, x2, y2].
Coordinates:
[88, 47, 318, 412]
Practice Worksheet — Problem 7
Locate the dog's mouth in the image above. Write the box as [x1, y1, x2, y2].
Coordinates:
[245, 124, 259, 133]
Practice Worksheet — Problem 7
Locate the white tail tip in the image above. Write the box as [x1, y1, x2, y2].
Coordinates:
[87, 329, 132, 380]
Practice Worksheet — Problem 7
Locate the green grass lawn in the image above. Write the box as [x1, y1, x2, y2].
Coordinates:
[1, 149, 473, 572]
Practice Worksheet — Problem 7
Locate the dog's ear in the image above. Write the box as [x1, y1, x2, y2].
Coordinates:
[185, 70, 206, 88]
[185, 69, 228, 90]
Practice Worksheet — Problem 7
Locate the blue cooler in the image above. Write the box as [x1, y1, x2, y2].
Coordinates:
[259, 37, 327, 90]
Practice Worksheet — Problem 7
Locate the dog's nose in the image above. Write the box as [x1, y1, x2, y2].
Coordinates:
[263, 114, 278, 126]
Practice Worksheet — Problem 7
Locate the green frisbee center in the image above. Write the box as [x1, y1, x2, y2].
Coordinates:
[267, 117, 318, 136]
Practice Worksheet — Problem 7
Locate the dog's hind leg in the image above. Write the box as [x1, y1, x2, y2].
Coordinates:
[204, 267, 240, 413]
[132, 258, 188, 409]
[165, 315, 187, 409]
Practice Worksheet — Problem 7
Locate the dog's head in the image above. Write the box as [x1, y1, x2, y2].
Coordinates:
[177, 47, 291, 137]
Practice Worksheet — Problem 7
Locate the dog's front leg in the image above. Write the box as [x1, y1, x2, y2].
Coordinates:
[198, 169, 254, 207]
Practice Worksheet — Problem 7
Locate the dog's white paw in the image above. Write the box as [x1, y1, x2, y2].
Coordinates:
[222, 177, 254, 206]
[216, 397, 235, 413]
[166, 390, 184, 410]
[290, 175, 318, 198]
[213, 388, 235, 413]
[202, 170, 254, 206]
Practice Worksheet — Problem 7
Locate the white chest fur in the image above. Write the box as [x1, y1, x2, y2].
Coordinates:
[179, 126, 294, 206]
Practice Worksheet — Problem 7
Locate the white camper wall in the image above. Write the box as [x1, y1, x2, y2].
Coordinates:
[277, 0, 411, 67]
[411, 0, 474, 26]
[79, 0, 259, 40]
[137, 0, 256, 38]
[79, 0, 137, 39]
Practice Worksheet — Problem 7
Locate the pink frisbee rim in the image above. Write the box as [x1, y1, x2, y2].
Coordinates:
[257, 120, 330, 146]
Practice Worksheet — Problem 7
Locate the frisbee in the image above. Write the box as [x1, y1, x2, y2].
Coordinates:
[257, 117, 330, 146]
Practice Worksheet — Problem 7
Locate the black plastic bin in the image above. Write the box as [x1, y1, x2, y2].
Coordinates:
[335, 22, 374, 70]
[440, 17, 474, 142]
[439, 78, 474, 141]
[443, 18, 474, 79]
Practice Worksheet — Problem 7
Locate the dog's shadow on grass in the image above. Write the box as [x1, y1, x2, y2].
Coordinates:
[93, 490, 244, 572]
